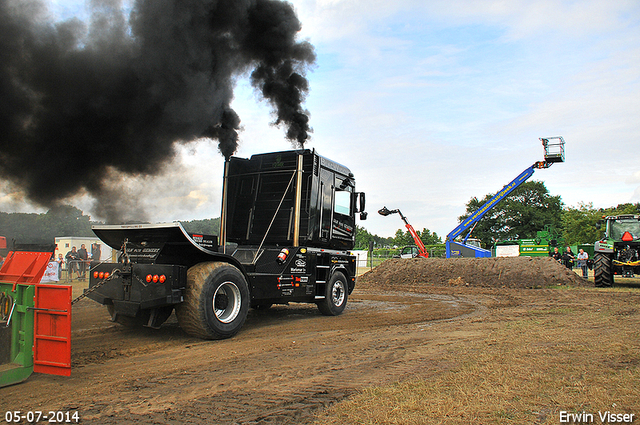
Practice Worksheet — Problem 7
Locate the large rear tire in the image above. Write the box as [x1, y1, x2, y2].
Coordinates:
[594, 252, 613, 287]
[175, 262, 250, 339]
[317, 271, 348, 316]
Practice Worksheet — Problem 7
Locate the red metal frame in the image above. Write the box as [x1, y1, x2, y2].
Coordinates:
[33, 284, 72, 377]
[0, 251, 52, 290]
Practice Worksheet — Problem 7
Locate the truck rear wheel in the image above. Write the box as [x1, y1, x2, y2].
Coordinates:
[175, 262, 249, 339]
[317, 271, 348, 316]
[594, 252, 613, 287]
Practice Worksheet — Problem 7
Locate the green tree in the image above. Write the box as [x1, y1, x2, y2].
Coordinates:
[0, 206, 94, 244]
[354, 226, 396, 250]
[0, 212, 37, 243]
[561, 202, 640, 245]
[606, 203, 640, 215]
[181, 218, 221, 235]
[41, 205, 93, 239]
[458, 181, 563, 248]
[391, 227, 441, 247]
[562, 203, 604, 245]
[419, 228, 442, 245]
[393, 229, 411, 247]
[354, 225, 375, 250]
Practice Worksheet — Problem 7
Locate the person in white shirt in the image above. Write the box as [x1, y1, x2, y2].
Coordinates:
[577, 248, 589, 278]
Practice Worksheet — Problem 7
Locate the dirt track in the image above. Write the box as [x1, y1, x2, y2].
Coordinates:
[1, 257, 638, 424]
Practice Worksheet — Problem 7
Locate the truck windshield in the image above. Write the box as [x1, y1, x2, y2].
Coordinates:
[466, 239, 482, 248]
[610, 219, 640, 240]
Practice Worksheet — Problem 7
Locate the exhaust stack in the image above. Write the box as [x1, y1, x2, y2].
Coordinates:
[220, 160, 230, 254]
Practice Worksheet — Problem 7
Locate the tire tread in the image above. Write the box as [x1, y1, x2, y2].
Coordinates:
[175, 262, 248, 339]
[594, 252, 613, 287]
[317, 271, 348, 316]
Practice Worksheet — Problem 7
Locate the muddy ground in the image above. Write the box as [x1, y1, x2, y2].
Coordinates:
[1, 257, 638, 424]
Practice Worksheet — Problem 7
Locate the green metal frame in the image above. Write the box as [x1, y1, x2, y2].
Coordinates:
[0, 282, 36, 387]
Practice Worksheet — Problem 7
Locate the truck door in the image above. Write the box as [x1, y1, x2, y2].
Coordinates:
[332, 188, 354, 240]
[319, 169, 333, 242]
[330, 175, 356, 247]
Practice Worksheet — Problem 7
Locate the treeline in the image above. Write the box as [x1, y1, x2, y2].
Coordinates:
[180, 218, 220, 236]
[2, 182, 638, 251]
[0, 206, 220, 245]
[561, 202, 639, 245]
[458, 181, 639, 248]
[355, 181, 640, 251]
[1, 205, 94, 244]
[355, 225, 442, 251]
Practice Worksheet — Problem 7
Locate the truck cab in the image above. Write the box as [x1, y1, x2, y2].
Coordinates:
[223, 150, 365, 252]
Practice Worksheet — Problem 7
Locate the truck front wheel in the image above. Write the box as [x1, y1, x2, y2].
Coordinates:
[593, 252, 613, 287]
[317, 271, 348, 316]
[175, 262, 250, 339]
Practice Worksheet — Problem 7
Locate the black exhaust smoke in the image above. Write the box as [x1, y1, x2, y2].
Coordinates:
[0, 0, 315, 222]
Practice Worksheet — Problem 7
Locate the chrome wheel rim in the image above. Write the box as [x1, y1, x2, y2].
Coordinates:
[213, 281, 241, 323]
[331, 280, 345, 307]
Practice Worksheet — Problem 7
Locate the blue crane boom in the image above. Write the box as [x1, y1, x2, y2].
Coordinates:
[446, 137, 565, 258]
[447, 164, 537, 242]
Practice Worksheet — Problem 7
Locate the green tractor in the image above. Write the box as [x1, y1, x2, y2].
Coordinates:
[593, 214, 640, 287]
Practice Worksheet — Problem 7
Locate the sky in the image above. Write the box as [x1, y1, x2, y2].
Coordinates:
[1, 0, 639, 240]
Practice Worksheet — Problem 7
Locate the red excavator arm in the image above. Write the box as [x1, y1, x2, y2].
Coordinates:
[378, 207, 429, 258]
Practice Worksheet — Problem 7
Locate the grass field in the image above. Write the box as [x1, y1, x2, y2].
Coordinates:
[315, 280, 640, 424]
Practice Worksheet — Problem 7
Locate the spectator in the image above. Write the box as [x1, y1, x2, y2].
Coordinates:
[91, 243, 101, 263]
[550, 247, 562, 263]
[65, 246, 81, 280]
[78, 244, 88, 280]
[577, 248, 589, 278]
[57, 253, 65, 280]
[562, 246, 575, 269]
[78, 244, 89, 280]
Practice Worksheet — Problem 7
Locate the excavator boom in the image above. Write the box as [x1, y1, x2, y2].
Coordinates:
[378, 207, 428, 258]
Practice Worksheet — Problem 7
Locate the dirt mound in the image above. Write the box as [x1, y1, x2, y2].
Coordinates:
[358, 256, 588, 290]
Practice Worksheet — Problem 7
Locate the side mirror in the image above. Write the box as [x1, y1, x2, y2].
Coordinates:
[595, 221, 602, 230]
[354, 192, 366, 213]
[354, 193, 367, 219]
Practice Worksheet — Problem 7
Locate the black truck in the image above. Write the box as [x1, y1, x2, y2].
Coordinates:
[87, 149, 367, 339]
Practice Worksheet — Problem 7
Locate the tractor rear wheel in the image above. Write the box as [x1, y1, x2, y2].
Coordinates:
[593, 252, 613, 287]
[175, 262, 249, 339]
